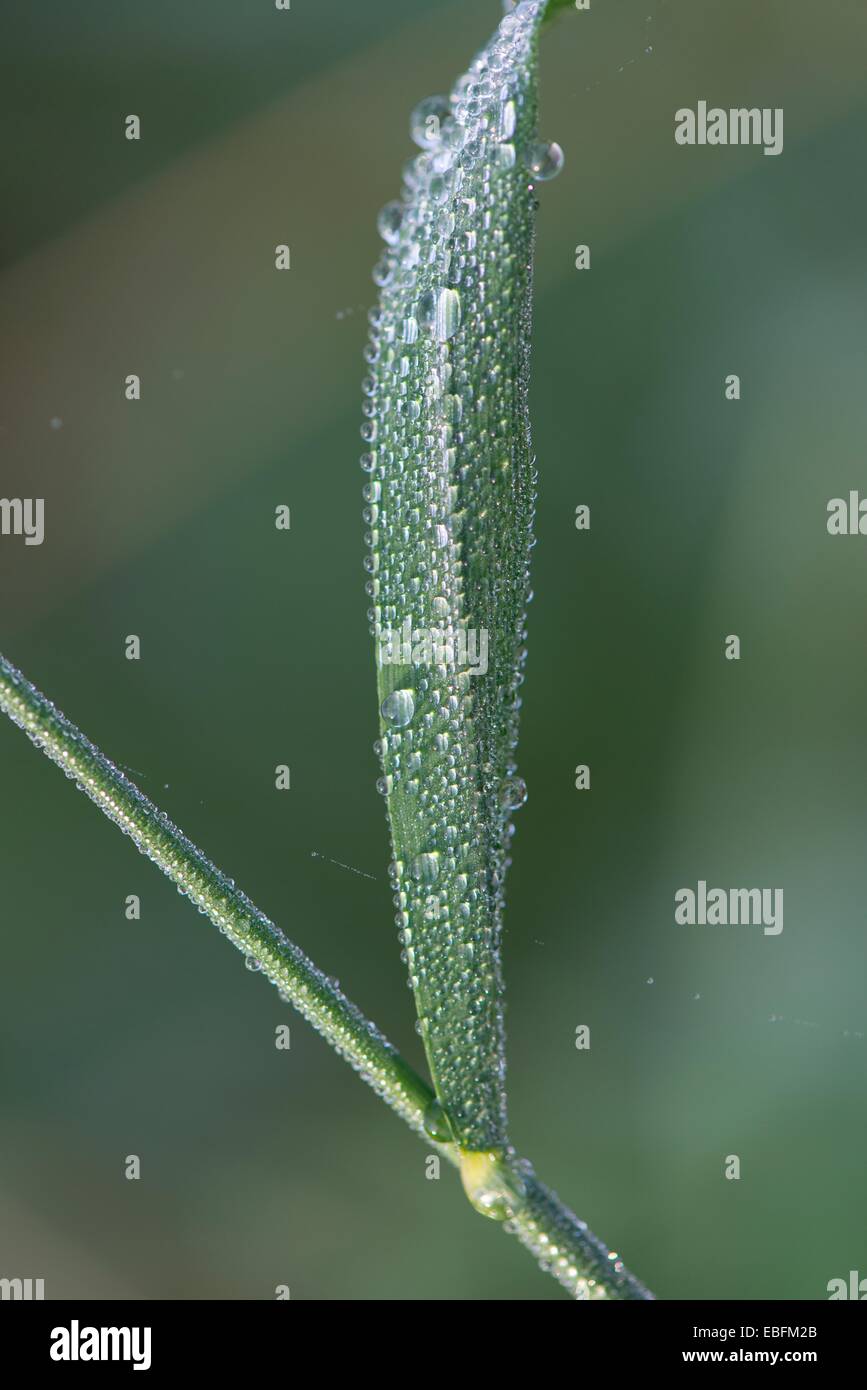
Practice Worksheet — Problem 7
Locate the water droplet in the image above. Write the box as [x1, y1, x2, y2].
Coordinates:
[459, 1150, 526, 1221]
[492, 141, 516, 171]
[524, 139, 564, 181]
[423, 1099, 454, 1143]
[380, 689, 415, 728]
[410, 95, 452, 149]
[417, 288, 436, 330]
[501, 776, 527, 810]
[377, 199, 405, 245]
[411, 851, 441, 884]
[433, 287, 461, 341]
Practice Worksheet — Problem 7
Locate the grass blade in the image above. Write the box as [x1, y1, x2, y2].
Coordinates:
[0, 652, 430, 1132]
[365, 1, 561, 1190]
[0, 650, 651, 1297]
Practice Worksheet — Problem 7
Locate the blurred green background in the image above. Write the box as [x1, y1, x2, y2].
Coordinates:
[1, 0, 866, 1300]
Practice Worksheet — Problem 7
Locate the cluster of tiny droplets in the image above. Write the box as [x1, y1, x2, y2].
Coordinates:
[504, 1160, 655, 1300]
[0, 654, 431, 1139]
[362, 1, 560, 1156]
[361, 4, 653, 1297]
[358, 0, 561, 1162]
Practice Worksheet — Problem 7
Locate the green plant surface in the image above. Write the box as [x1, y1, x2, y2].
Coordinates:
[0, 0, 653, 1303]
[0, 649, 651, 1299]
[366, 0, 562, 1192]
[542, 0, 580, 22]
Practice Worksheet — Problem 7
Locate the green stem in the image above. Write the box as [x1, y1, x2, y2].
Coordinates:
[542, 0, 580, 25]
[0, 652, 651, 1300]
[0, 653, 428, 1133]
